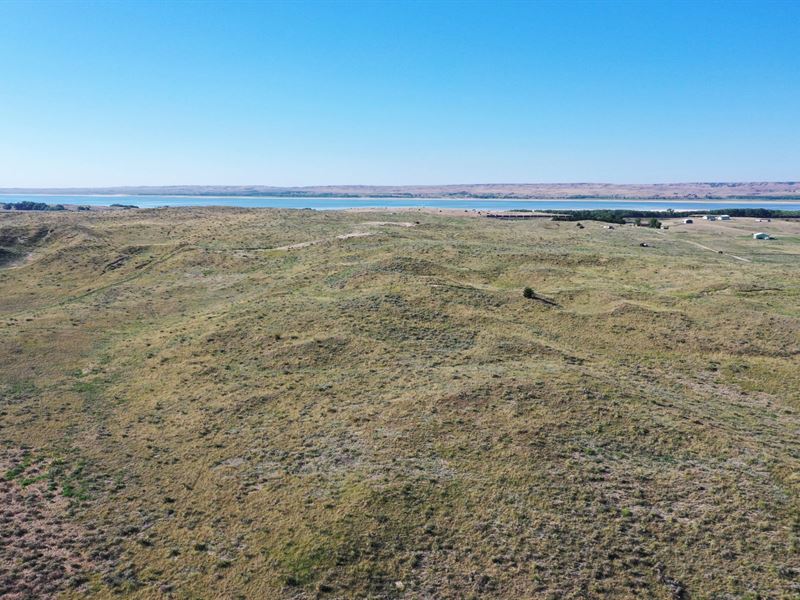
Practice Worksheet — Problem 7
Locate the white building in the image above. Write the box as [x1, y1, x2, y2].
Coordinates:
[753, 232, 770, 240]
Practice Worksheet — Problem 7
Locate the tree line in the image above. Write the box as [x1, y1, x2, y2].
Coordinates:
[548, 208, 800, 224]
[1, 201, 65, 211]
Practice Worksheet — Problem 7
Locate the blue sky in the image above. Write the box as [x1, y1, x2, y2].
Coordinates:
[0, 0, 798, 186]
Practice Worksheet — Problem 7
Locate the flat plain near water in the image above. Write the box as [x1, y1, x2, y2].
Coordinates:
[1, 207, 799, 599]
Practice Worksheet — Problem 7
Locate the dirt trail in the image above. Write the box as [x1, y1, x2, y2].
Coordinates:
[679, 238, 751, 262]
[358, 221, 417, 227]
[275, 221, 418, 250]
[656, 230, 751, 262]
[274, 231, 373, 251]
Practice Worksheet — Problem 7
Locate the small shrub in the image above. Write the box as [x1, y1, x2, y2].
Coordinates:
[523, 287, 535, 299]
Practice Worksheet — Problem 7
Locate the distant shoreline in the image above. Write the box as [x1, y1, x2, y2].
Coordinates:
[2, 193, 800, 204]
[5, 195, 800, 217]
[1, 181, 799, 201]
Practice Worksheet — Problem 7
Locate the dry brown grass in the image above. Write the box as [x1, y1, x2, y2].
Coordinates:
[1, 208, 799, 598]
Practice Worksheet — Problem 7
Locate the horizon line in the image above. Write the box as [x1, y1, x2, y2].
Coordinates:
[2, 181, 800, 189]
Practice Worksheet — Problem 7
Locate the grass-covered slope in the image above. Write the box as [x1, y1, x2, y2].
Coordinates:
[1, 208, 799, 599]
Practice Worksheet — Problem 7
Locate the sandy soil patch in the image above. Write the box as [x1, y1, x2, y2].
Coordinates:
[275, 231, 373, 250]
[359, 221, 417, 227]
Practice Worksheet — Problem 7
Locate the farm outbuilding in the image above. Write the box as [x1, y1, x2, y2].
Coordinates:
[683, 218, 693, 224]
[753, 232, 770, 240]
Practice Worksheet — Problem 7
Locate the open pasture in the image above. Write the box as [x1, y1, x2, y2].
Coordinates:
[1, 208, 799, 599]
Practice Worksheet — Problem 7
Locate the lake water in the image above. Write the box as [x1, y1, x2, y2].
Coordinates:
[3, 194, 800, 212]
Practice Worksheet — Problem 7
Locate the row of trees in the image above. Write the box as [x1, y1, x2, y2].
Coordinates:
[1, 201, 65, 211]
[549, 207, 800, 224]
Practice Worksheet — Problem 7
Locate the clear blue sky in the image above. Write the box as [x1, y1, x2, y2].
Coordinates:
[0, 0, 798, 186]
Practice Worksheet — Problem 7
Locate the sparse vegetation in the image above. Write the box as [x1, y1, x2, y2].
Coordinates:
[1, 207, 799, 598]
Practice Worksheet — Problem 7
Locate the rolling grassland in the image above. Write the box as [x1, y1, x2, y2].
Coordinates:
[1, 208, 799, 599]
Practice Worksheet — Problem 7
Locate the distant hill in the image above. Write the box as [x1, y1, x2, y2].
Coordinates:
[2, 181, 800, 199]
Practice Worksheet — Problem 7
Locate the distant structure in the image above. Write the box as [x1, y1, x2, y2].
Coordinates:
[683, 218, 693, 224]
[718, 215, 731, 220]
[753, 232, 771, 240]
[703, 215, 717, 221]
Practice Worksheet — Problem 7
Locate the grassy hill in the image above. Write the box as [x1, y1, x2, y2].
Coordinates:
[1, 208, 799, 599]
